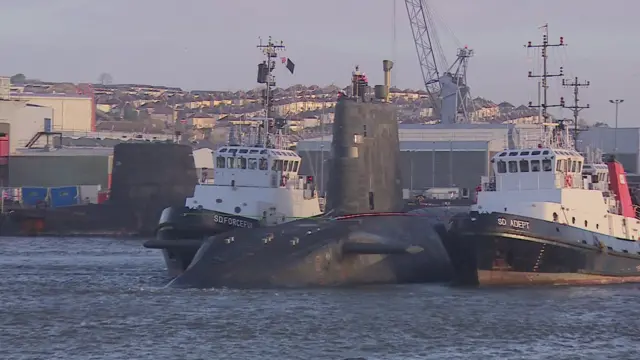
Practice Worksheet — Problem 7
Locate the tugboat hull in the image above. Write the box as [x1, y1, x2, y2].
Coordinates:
[144, 206, 261, 277]
[444, 212, 640, 286]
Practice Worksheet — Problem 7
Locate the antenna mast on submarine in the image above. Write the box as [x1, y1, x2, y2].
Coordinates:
[526, 24, 566, 147]
[562, 77, 590, 150]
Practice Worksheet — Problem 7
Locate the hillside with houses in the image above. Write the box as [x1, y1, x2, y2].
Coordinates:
[9, 78, 564, 146]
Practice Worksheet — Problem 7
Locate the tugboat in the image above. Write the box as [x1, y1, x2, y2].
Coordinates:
[443, 29, 640, 286]
[144, 37, 322, 277]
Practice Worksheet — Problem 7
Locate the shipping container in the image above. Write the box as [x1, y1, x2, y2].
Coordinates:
[97, 191, 110, 204]
[21, 187, 48, 206]
[78, 185, 101, 203]
[8, 154, 111, 188]
[50, 186, 79, 208]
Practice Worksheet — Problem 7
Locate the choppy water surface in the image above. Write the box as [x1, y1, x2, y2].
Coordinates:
[0, 237, 639, 360]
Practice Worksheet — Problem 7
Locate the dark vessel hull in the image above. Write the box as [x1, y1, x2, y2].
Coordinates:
[0, 204, 138, 237]
[169, 207, 465, 289]
[0, 143, 198, 237]
[443, 211, 640, 286]
[144, 206, 261, 277]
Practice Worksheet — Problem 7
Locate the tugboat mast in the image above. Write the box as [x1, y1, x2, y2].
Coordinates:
[562, 77, 591, 150]
[526, 24, 566, 147]
[257, 36, 286, 120]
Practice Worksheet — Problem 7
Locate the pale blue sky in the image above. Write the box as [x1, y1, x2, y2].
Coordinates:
[1, 0, 637, 125]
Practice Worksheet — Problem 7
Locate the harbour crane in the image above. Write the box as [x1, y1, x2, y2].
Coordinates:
[403, 0, 475, 123]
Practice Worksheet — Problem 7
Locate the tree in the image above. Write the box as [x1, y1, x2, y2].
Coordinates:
[98, 73, 113, 85]
[10, 73, 26, 84]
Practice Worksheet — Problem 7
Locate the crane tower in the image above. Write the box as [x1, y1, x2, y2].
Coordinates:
[404, 0, 474, 123]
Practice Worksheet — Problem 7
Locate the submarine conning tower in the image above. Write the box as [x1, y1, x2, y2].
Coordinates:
[325, 60, 403, 215]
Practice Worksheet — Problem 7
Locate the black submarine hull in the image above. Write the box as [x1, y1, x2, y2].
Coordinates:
[0, 143, 198, 237]
[169, 207, 466, 289]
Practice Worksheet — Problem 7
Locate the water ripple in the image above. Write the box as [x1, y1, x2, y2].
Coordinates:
[0, 237, 639, 360]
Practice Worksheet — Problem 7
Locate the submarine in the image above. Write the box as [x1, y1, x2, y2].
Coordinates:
[167, 59, 465, 289]
[0, 142, 197, 237]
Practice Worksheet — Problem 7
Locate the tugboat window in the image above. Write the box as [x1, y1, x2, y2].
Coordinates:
[542, 150, 549, 155]
[519, 160, 530, 172]
[542, 159, 552, 172]
[292, 161, 299, 172]
[531, 160, 541, 172]
[216, 156, 226, 168]
[556, 160, 562, 171]
[571, 160, 577, 172]
[532, 150, 541, 155]
[509, 151, 518, 156]
[572, 217, 576, 224]
[577, 161, 582, 172]
[497, 160, 507, 173]
[283, 160, 289, 172]
[259, 158, 268, 170]
[248, 158, 258, 170]
[272, 160, 284, 171]
[508, 161, 518, 173]
[239, 157, 247, 169]
[553, 212, 558, 221]
[227, 157, 235, 168]
[288, 161, 294, 172]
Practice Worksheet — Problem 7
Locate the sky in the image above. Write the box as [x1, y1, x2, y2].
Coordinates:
[0, 0, 637, 126]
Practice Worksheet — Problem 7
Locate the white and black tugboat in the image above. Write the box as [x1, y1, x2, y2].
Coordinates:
[443, 28, 640, 286]
[144, 37, 322, 277]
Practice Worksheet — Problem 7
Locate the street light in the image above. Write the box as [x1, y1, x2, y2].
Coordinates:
[609, 99, 624, 157]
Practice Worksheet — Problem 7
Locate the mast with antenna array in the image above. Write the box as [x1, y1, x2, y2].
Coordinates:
[562, 77, 590, 150]
[255, 36, 294, 148]
[256, 36, 286, 120]
[525, 24, 566, 146]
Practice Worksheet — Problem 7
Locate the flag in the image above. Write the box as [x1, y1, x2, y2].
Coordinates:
[281, 57, 287, 64]
[286, 58, 295, 74]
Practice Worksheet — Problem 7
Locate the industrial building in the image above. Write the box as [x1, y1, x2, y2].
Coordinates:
[296, 123, 543, 197]
[10, 92, 94, 132]
[9, 147, 113, 189]
[577, 126, 640, 174]
[0, 99, 53, 153]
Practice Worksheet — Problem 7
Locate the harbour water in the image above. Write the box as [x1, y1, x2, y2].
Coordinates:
[0, 237, 638, 360]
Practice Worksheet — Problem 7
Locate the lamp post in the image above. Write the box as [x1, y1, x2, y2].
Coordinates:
[609, 99, 624, 157]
